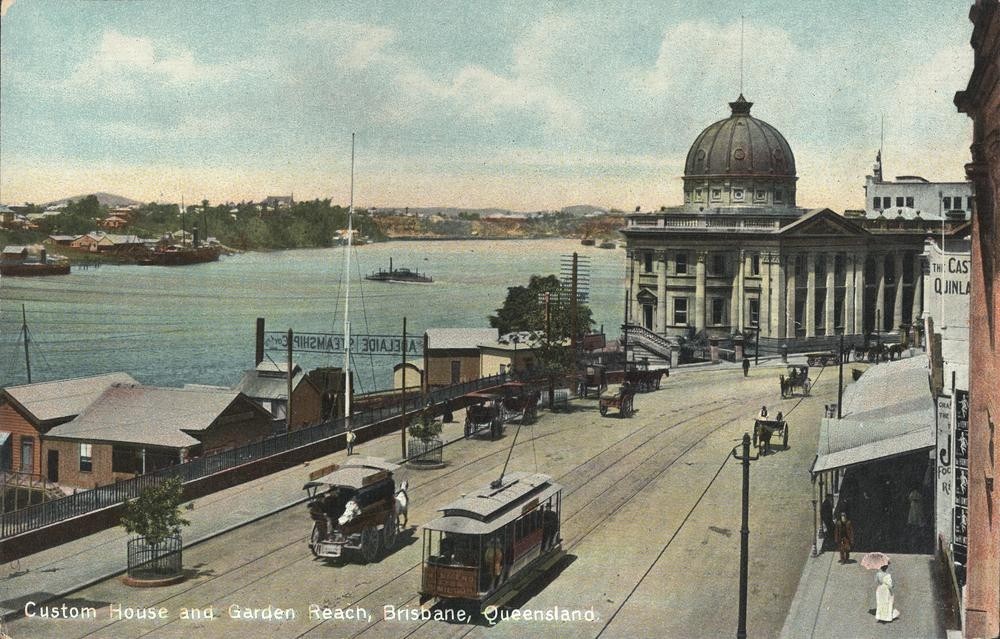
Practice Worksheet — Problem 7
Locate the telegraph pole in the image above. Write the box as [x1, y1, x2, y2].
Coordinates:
[570, 252, 579, 351]
[401, 317, 407, 459]
[545, 293, 554, 409]
[837, 332, 845, 419]
[21, 304, 32, 384]
[287, 329, 293, 432]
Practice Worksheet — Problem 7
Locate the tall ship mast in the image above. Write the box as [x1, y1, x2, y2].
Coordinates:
[343, 133, 355, 428]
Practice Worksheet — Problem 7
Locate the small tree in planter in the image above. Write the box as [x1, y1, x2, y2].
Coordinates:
[120, 477, 190, 584]
[407, 403, 444, 468]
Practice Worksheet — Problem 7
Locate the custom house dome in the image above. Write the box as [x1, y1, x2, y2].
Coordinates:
[682, 95, 798, 209]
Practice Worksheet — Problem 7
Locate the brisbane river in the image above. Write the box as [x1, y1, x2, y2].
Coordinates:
[0, 240, 625, 392]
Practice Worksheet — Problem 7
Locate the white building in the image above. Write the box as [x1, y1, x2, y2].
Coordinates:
[864, 154, 973, 223]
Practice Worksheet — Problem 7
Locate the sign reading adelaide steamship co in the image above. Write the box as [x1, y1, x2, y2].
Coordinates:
[264, 331, 423, 356]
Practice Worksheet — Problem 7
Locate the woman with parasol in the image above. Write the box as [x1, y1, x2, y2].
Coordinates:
[862, 552, 900, 623]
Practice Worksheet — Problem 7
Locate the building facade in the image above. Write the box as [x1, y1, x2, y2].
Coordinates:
[622, 95, 928, 352]
[954, 2, 1000, 636]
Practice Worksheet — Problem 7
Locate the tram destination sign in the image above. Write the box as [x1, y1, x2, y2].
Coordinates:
[264, 331, 422, 356]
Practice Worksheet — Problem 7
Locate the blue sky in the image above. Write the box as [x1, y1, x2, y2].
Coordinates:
[0, 0, 975, 211]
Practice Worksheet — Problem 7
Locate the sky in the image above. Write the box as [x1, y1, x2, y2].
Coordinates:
[0, 0, 976, 212]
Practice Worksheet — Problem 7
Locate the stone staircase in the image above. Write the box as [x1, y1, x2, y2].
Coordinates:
[623, 324, 674, 369]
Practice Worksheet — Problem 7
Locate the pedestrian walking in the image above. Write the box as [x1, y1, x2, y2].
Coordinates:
[834, 512, 855, 563]
[874, 562, 900, 623]
[820, 494, 835, 539]
[742, 357, 751, 377]
[346, 429, 356, 456]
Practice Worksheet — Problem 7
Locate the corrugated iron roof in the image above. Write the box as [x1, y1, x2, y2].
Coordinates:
[3, 373, 139, 424]
[235, 366, 306, 400]
[439, 472, 555, 519]
[425, 328, 498, 350]
[812, 354, 934, 474]
[45, 384, 246, 448]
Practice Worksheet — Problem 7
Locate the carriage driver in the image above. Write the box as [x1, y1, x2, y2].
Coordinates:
[542, 504, 558, 550]
[320, 488, 348, 540]
[758, 405, 768, 420]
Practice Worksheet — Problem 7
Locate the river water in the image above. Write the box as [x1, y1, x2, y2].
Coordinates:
[0, 240, 625, 391]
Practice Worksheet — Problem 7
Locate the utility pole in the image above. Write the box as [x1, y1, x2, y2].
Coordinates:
[21, 304, 31, 383]
[401, 317, 407, 459]
[754, 324, 760, 367]
[570, 252, 579, 351]
[876, 308, 881, 364]
[287, 329, 293, 432]
[732, 432, 759, 639]
[545, 293, 554, 410]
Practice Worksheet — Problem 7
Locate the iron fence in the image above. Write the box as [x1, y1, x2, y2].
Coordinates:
[406, 436, 444, 467]
[0, 374, 506, 538]
[126, 534, 182, 580]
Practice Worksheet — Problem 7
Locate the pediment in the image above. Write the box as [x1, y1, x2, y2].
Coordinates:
[777, 208, 868, 237]
[636, 289, 657, 304]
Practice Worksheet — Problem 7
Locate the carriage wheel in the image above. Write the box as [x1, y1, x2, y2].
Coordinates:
[464, 420, 472, 439]
[599, 403, 608, 417]
[361, 527, 381, 563]
[782, 423, 789, 448]
[383, 511, 398, 550]
[309, 522, 322, 558]
[624, 398, 634, 418]
[752, 425, 759, 449]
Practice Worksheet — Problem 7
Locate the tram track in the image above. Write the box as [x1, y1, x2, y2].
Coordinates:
[321, 388, 779, 639]
[38, 369, 779, 639]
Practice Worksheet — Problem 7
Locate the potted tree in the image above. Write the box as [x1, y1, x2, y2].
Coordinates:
[120, 476, 190, 586]
[407, 402, 445, 469]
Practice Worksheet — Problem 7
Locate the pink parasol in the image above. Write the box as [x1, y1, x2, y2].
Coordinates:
[860, 552, 891, 570]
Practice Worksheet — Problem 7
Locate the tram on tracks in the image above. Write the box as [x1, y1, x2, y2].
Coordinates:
[419, 472, 564, 611]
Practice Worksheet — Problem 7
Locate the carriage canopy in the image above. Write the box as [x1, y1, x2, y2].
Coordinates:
[303, 456, 401, 491]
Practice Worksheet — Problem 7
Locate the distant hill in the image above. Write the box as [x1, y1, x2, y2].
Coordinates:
[43, 192, 143, 208]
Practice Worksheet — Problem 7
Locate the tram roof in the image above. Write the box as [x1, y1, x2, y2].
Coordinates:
[424, 472, 561, 533]
[303, 456, 400, 490]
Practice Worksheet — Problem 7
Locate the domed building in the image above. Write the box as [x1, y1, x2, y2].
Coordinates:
[621, 95, 929, 356]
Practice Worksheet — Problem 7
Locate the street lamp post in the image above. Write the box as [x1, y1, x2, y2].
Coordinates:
[732, 432, 759, 639]
[753, 323, 760, 366]
[837, 331, 845, 419]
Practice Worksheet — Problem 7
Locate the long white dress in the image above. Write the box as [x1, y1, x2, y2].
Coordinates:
[875, 570, 901, 622]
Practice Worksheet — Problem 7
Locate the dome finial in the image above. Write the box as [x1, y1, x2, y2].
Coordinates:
[729, 94, 753, 115]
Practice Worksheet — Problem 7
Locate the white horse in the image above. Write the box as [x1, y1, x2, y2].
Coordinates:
[394, 480, 409, 528]
[338, 499, 361, 526]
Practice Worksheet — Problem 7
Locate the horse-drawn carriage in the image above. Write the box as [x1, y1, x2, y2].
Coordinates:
[599, 383, 636, 418]
[779, 365, 811, 398]
[304, 457, 407, 562]
[464, 392, 505, 440]
[499, 382, 540, 424]
[752, 417, 788, 455]
[624, 368, 668, 392]
[577, 364, 607, 399]
[805, 351, 839, 367]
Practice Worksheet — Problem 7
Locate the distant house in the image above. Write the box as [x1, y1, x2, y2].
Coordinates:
[479, 332, 561, 378]
[69, 232, 115, 252]
[42, 384, 274, 489]
[100, 215, 128, 230]
[234, 362, 323, 430]
[1, 246, 29, 264]
[0, 373, 138, 480]
[260, 195, 294, 210]
[47, 235, 80, 246]
[423, 328, 499, 390]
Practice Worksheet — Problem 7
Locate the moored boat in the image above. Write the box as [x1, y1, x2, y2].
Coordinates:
[365, 257, 433, 283]
[137, 245, 220, 266]
[1, 245, 70, 276]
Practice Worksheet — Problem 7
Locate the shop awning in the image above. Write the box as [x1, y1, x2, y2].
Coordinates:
[811, 429, 934, 475]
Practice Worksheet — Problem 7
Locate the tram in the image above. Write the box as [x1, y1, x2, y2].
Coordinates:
[419, 472, 564, 611]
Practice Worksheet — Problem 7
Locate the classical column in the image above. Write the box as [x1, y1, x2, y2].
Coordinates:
[805, 253, 817, 338]
[893, 251, 904, 332]
[760, 252, 772, 336]
[875, 254, 886, 333]
[735, 250, 745, 331]
[786, 254, 797, 339]
[656, 252, 667, 334]
[854, 252, 866, 335]
[844, 254, 856, 335]
[824, 253, 836, 335]
[911, 252, 923, 323]
[773, 253, 786, 338]
[695, 251, 706, 333]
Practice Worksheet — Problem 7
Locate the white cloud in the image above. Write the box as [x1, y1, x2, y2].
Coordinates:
[67, 30, 223, 97]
